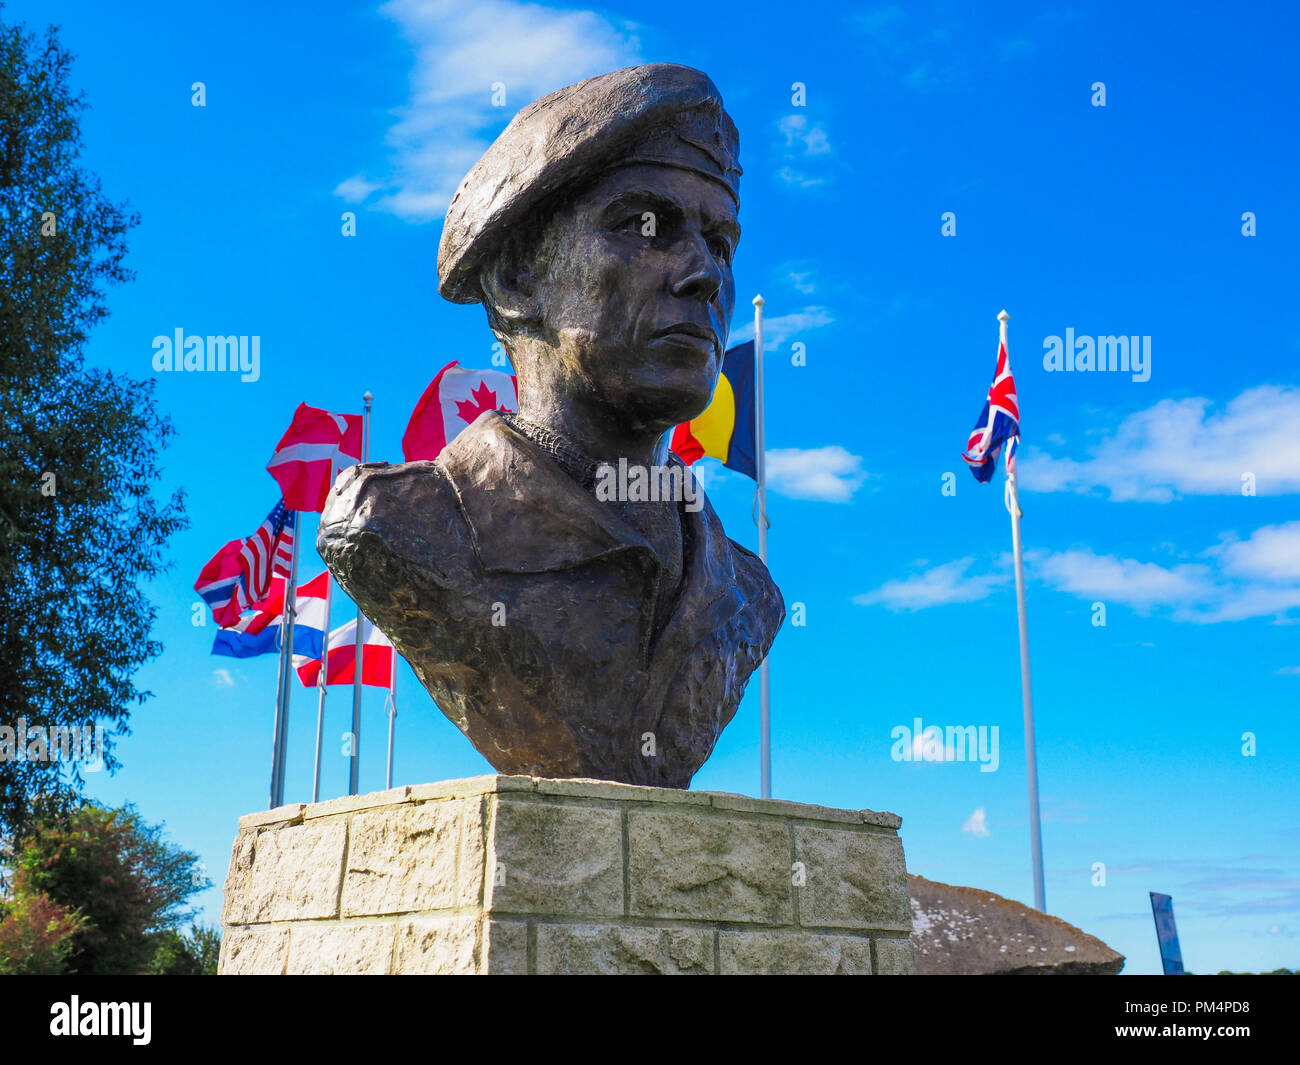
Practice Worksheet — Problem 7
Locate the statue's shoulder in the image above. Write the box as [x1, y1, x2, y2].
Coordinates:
[318, 459, 468, 571]
[725, 535, 786, 639]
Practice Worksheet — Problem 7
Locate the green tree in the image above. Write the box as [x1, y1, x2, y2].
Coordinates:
[0, 8, 187, 843]
[145, 922, 222, 975]
[6, 802, 210, 974]
[0, 890, 85, 974]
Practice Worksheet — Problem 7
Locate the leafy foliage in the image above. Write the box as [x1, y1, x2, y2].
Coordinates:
[0, 889, 85, 973]
[0, 8, 187, 842]
[2, 802, 210, 974]
[145, 922, 222, 975]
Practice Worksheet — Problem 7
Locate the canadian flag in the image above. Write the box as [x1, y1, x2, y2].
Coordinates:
[402, 361, 517, 462]
[294, 614, 394, 689]
[267, 403, 364, 512]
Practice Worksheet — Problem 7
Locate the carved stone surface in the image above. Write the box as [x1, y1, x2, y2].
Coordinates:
[218, 777, 915, 976]
[318, 64, 783, 788]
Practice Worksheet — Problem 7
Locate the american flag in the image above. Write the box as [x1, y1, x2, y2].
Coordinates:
[230, 500, 296, 619]
[962, 337, 1020, 483]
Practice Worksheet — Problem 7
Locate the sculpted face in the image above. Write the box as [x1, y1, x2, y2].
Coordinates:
[512, 163, 740, 437]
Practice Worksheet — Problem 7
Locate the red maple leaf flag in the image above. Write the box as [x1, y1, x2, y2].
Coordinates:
[402, 360, 518, 462]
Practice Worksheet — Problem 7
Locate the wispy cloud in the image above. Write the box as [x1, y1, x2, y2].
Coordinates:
[962, 807, 990, 837]
[856, 524, 1300, 625]
[731, 305, 835, 348]
[340, 0, 640, 221]
[853, 557, 1009, 611]
[213, 668, 236, 688]
[1019, 386, 1300, 501]
[766, 446, 868, 502]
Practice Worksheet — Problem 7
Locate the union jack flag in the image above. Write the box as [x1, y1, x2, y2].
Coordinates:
[962, 337, 1020, 483]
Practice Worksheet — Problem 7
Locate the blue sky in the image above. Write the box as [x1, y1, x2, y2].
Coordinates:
[13, 0, 1299, 974]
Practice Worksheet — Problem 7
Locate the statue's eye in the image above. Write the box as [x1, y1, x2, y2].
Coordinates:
[707, 235, 732, 264]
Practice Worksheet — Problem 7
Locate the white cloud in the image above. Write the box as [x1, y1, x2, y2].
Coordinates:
[213, 669, 236, 688]
[853, 557, 1008, 611]
[962, 807, 990, 837]
[1028, 548, 1215, 611]
[1274, 666, 1300, 676]
[778, 114, 831, 156]
[731, 305, 835, 347]
[766, 446, 867, 502]
[346, 0, 640, 221]
[333, 175, 383, 204]
[1019, 386, 1300, 501]
[776, 166, 827, 189]
[1209, 521, 1300, 582]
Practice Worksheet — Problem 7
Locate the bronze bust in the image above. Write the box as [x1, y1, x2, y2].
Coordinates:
[318, 63, 783, 787]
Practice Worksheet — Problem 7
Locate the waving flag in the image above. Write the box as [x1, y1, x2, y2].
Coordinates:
[194, 500, 295, 627]
[211, 573, 326, 659]
[402, 361, 517, 462]
[267, 402, 364, 511]
[195, 538, 247, 628]
[294, 614, 393, 688]
[962, 336, 1020, 483]
[670, 341, 757, 479]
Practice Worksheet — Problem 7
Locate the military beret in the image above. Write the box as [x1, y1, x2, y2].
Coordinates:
[437, 62, 741, 305]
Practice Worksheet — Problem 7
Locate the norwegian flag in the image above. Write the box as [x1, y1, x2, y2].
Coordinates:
[402, 361, 517, 461]
[267, 403, 364, 512]
[962, 337, 1020, 483]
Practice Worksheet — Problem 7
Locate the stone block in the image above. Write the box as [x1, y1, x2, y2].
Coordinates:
[628, 807, 793, 924]
[485, 798, 623, 917]
[719, 930, 873, 975]
[287, 924, 395, 975]
[343, 800, 462, 916]
[393, 916, 480, 974]
[793, 824, 911, 930]
[218, 926, 290, 975]
[874, 935, 917, 975]
[224, 820, 346, 924]
[537, 923, 713, 975]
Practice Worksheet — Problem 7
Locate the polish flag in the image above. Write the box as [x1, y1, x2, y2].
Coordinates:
[267, 403, 364, 512]
[402, 361, 517, 461]
[294, 613, 393, 688]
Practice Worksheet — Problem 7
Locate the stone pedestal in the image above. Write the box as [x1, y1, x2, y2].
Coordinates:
[218, 775, 915, 975]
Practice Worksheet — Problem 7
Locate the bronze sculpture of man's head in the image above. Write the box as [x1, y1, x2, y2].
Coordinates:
[319, 64, 781, 788]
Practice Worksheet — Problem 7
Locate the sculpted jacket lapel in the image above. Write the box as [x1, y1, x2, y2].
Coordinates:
[440, 413, 745, 684]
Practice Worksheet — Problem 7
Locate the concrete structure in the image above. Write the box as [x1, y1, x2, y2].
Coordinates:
[219, 776, 915, 975]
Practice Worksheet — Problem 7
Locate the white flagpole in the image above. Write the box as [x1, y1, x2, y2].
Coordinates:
[311, 574, 333, 803]
[753, 294, 771, 799]
[385, 651, 397, 790]
[1001, 309, 1047, 912]
[270, 524, 300, 808]
[268, 578, 288, 810]
[349, 391, 373, 796]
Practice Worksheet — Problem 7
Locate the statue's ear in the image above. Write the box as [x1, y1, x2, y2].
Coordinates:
[479, 248, 541, 330]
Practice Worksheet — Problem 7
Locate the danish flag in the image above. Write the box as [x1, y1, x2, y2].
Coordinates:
[267, 403, 364, 512]
[962, 338, 1020, 483]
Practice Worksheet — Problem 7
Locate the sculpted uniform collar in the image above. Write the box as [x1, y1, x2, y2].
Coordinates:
[438, 411, 745, 665]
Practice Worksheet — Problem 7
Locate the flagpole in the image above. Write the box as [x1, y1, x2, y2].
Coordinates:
[268, 576, 288, 810]
[311, 574, 333, 803]
[270, 523, 300, 808]
[753, 294, 771, 800]
[349, 391, 373, 796]
[385, 652, 397, 790]
[1001, 309, 1047, 913]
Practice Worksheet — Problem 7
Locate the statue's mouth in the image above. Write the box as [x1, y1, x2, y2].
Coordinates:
[651, 323, 719, 357]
